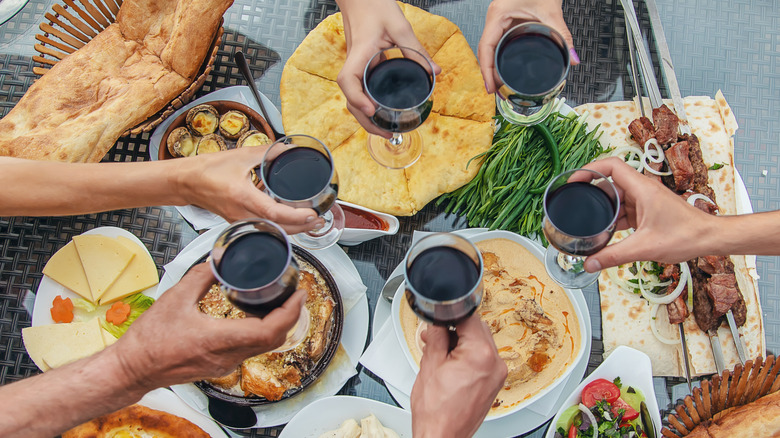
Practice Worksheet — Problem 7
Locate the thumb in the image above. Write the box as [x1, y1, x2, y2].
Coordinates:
[420, 324, 450, 365]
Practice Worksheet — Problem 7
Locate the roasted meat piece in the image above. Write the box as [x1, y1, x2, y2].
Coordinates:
[666, 141, 694, 192]
[660, 263, 688, 324]
[240, 354, 302, 401]
[628, 116, 655, 146]
[707, 272, 740, 317]
[697, 255, 729, 275]
[690, 261, 721, 332]
[652, 105, 679, 145]
[681, 133, 715, 199]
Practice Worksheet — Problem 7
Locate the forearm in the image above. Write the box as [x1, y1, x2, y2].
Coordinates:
[0, 157, 189, 217]
[709, 211, 780, 256]
[0, 347, 148, 438]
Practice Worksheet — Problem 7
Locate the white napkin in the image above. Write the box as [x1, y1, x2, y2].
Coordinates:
[359, 227, 568, 418]
[161, 225, 367, 427]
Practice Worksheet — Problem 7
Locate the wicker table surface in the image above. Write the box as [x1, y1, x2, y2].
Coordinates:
[0, 1, 778, 437]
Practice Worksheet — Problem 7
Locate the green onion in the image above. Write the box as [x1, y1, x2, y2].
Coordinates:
[438, 111, 608, 243]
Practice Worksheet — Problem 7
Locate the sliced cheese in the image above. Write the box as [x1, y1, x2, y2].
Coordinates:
[100, 327, 118, 347]
[22, 318, 104, 371]
[73, 235, 135, 303]
[98, 236, 159, 305]
[42, 241, 93, 302]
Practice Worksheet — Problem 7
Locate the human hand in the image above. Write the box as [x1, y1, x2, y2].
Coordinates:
[411, 315, 507, 438]
[112, 263, 306, 389]
[336, 0, 440, 137]
[478, 0, 577, 94]
[580, 157, 717, 272]
[175, 146, 322, 234]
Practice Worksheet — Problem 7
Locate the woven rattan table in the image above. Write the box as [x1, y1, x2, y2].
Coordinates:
[0, 1, 778, 437]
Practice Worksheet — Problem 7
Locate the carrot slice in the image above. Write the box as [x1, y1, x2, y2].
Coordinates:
[51, 295, 74, 323]
[106, 301, 131, 326]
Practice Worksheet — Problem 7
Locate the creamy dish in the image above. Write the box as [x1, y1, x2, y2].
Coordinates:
[399, 237, 581, 415]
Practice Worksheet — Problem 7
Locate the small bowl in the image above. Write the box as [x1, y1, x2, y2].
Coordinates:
[158, 100, 275, 161]
[393, 230, 589, 421]
[336, 200, 399, 246]
[544, 346, 662, 438]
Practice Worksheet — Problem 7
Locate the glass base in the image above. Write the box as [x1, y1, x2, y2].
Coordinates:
[496, 95, 555, 126]
[544, 246, 599, 289]
[367, 131, 422, 169]
[271, 306, 310, 352]
[292, 204, 345, 250]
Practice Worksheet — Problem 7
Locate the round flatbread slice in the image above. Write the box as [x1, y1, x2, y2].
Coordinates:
[62, 404, 210, 438]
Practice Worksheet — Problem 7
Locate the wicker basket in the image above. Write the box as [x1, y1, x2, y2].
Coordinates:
[31, 0, 222, 136]
[661, 355, 780, 437]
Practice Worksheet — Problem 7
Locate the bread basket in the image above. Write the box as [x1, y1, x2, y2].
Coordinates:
[662, 355, 780, 437]
[31, 0, 222, 136]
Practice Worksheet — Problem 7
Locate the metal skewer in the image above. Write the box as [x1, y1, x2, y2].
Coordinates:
[620, 0, 695, 390]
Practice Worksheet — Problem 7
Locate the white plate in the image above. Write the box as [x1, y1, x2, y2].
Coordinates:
[32, 226, 160, 328]
[337, 200, 400, 246]
[139, 388, 228, 438]
[279, 395, 412, 438]
[148, 86, 283, 231]
[163, 226, 370, 427]
[373, 229, 592, 437]
[544, 345, 662, 438]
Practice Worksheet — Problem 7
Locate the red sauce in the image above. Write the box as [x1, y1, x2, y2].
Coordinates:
[341, 205, 388, 230]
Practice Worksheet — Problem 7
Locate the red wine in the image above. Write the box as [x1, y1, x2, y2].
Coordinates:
[497, 33, 566, 95]
[367, 58, 432, 109]
[406, 246, 481, 326]
[546, 182, 615, 237]
[264, 147, 335, 212]
[217, 232, 296, 316]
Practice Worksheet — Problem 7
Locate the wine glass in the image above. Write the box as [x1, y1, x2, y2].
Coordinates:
[542, 168, 620, 288]
[403, 233, 484, 328]
[494, 22, 570, 126]
[363, 46, 435, 169]
[210, 218, 309, 352]
[260, 134, 345, 250]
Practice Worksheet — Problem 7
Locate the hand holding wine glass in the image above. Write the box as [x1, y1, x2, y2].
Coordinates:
[542, 168, 620, 288]
[260, 134, 345, 250]
[363, 46, 436, 169]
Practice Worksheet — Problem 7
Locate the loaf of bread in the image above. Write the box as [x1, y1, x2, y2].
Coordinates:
[686, 390, 780, 437]
[0, 0, 233, 162]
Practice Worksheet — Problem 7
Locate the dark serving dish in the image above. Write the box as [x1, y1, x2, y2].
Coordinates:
[192, 245, 344, 407]
[158, 100, 276, 161]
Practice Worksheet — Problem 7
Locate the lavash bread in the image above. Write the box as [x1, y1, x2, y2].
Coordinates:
[63, 404, 210, 438]
[576, 92, 764, 376]
[0, 0, 232, 163]
[280, 3, 495, 216]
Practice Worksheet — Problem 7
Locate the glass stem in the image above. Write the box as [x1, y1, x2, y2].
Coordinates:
[308, 210, 334, 237]
[389, 132, 403, 147]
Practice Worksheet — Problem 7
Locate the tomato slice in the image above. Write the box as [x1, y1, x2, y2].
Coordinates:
[568, 423, 578, 438]
[611, 397, 640, 421]
[581, 378, 621, 407]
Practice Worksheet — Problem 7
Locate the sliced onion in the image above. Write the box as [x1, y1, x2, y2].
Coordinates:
[650, 304, 681, 345]
[606, 266, 639, 292]
[640, 262, 690, 304]
[643, 138, 665, 163]
[578, 403, 599, 438]
[686, 193, 717, 209]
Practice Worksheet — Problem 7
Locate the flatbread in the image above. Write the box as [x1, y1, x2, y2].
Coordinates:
[63, 404, 210, 438]
[577, 94, 765, 376]
[0, 0, 232, 163]
[280, 3, 495, 215]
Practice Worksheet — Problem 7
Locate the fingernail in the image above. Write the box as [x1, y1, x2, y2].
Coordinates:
[569, 47, 580, 64]
[584, 258, 601, 273]
[306, 216, 316, 223]
[484, 81, 490, 93]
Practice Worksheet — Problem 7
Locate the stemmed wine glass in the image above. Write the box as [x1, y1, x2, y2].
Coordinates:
[542, 168, 620, 288]
[260, 134, 345, 250]
[494, 22, 570, 126]
[403, 233, 484, 329]
[210, 218, 309, 351]
[363, 46, 435, 169]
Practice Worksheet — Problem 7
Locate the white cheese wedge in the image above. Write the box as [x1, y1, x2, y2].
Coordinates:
[42, 241, 93, 302]
[73, 235, 135, 303]
[22, 318, 105, 371]
[100, 327, 118, 347]
[98, 236, 159, 305]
